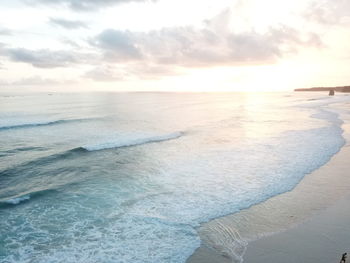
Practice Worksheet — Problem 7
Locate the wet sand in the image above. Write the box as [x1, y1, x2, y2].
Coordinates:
[188, 103, 350, 263]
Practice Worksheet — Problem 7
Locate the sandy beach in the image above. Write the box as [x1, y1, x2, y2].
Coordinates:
[188, 102, 350, 263]
[245, 193, 350, 263]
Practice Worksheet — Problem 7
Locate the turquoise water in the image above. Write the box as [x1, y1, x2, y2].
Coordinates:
[0, 92, 348, 263]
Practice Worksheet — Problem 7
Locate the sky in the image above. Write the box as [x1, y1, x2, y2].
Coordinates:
[0, 0, 349, 92]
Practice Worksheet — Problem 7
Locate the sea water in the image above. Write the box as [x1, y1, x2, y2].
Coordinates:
[0, 92, 349, 263]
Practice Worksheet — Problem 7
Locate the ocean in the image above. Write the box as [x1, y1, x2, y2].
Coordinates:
[0, 92, 349, 263]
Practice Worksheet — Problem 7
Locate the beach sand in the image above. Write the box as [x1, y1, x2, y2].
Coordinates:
[188, 103, 350, 263]
[244, 193, 350, 263]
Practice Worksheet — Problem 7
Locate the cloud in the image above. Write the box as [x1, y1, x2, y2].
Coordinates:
[84, 65, 127, 81]
[6, 48, 77, 68]
[0, 42, 8, 56]
[90, 30, 142, 61]
[24, 0, 156, 11]
[4, 48, 95, 68]
[84, 63, 180, 81]
[305, 0, 350, 24]
[60, 38, 81, 48]
[0, 28, 13, 36]
[91, 21, 321, 68]
[0, 8, 324, 82]
[128, 63, 180, 79]
[49, 18, 88, 30]
[82, 9, 325, 81]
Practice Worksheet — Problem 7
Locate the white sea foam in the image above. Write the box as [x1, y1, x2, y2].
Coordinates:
[82, 131, 184, 151]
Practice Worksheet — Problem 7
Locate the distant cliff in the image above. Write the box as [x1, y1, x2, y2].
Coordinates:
[295, 86, 350, 92]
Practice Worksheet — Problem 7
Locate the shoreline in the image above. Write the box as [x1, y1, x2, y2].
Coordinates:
[187, 102, 350, 263]
[244, 106, 350, 263]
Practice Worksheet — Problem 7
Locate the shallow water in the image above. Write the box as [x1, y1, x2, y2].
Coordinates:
[0, 92, 349, 263]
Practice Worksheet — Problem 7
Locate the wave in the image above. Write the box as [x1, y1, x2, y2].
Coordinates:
[81, 131, 184, 151]
[1, 146, 47, 156]
[0, 132, 185, 203]
[0, 118, 93, 130]
[0, 189, 57, 208]
[2, 195, 30, 205]
[1, 131, 184, 179]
